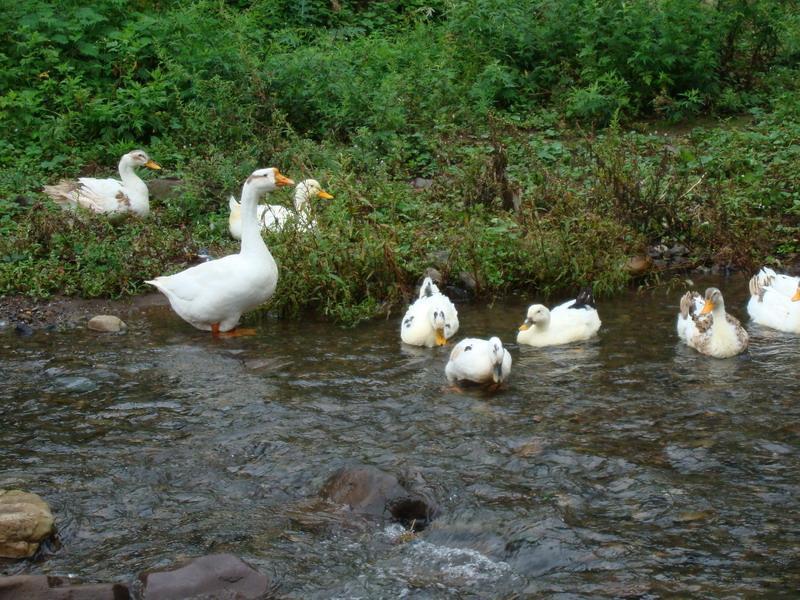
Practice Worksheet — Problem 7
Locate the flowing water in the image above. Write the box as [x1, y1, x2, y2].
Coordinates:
[1, 275, 799, 597]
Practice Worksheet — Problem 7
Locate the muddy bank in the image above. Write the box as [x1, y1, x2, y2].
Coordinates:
[0, 294, 169, 331]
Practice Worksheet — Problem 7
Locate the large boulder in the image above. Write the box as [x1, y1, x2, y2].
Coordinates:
[0, 490, 54, 558]
[320, 465, 439, 530]
[0, 576, 129, 600]
[140, 554, 271, 600]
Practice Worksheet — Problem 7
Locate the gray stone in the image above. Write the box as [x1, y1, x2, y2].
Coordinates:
[320, 464, 439, 530]
[87, 315, 126, 333]
[458, 271, 480, 293]
[0, 576, 129, 600]
[14, 323, 33, 337]
[0, 490, 54, 559]
[53, 376, 97, 393]
[147, 178, 184, 202]
[140, 554, 270, 600]
[668, 244, 688, 257]
[410, 177, 433, 190]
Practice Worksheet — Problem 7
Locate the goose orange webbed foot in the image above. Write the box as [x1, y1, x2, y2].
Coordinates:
[211, 324, 258, 338]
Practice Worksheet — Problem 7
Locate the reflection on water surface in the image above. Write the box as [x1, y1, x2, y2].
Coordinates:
[1, 276, 798, 597]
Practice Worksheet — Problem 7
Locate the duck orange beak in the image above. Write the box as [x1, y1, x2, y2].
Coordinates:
[145, 160, 161, 170]
[792, 287, 800, 302]
[700, 300, 714, 314]
[435, 328, 447, 346]
[317, 190, 334, 200]
[274, 170, 294, 187]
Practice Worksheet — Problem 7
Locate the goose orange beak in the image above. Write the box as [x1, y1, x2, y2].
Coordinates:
[275, 170, 294, 187]
[145, 160, 161, 170]
[317, 190, 334, 200]
[700, 300, 714, 314]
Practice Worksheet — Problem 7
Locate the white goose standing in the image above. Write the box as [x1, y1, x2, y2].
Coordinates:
[147, 167, 294, 335]
[43, 150, 161, 217]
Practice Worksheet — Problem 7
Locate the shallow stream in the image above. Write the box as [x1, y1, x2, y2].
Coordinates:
[2, 275, 798, 597]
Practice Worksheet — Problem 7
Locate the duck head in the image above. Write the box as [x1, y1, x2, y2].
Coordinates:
[294, 179, 333, 211]
[245, 168, 295, 196]
[428, 304, 448, 346]
[519, 304, 550, 331]
[700, 287, 725, 315]
[123, 149, 161, 171]
[489, 336, 506, 382]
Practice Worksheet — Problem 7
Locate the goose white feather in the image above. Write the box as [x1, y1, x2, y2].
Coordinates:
[747, 267, 800, 333]
[445, 336, 512, 385]
[228, 178, 332, 240]
[400, 276, 460, 347]
[677, 287, 748, 358]
[147, 168, 294, 333]
[43, 150, 161, 217]
[517, 289, 601, 347]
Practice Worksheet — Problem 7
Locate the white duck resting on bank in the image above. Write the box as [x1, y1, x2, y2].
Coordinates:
[147, 167, 294, 335]
[43, 150, 161, 217]
[400, 277, 460, 347]
[747, 267, 800, 333]
[677, 287, 748, 358]
[445, 337, 512, 386]
[228, 178, 333, 240]
[517, 289, 601, 347]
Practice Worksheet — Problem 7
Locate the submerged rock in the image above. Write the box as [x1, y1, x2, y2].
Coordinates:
[0, 490, 54, 559]
[13, 323, 34, 337]
[87, 315, 127, 333]
[320, 464, 439, 530]
[0, 576, 129, 599]
[140, 554, 270, 600]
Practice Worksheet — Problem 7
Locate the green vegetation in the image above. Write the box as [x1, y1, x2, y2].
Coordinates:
[1, 0, 798, 324]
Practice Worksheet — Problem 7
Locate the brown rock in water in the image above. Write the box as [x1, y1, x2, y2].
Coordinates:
[87, 315, 127, 333]
[625, 255, 652, 276]
[140, 554, 270, 600]
[320, 465, 439, 530]
[0, 490, 54, 558]
[0, 576, 129, 600]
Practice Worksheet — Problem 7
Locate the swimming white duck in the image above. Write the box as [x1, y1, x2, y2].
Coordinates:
[747, 267, 800, 333]
[517, 289, 601, 347]
[677, 287, 748, 358]
[228, 178, 333, 240]
[43, 150, 161, 217]
[147, 167, 294, 335]
[445, 336, 512, 386]
[400, 277, 460, 347]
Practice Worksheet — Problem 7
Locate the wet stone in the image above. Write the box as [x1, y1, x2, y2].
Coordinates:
[0, 576, 129, 599]
[140, 554, 270, 600]
[14, 323, 34, 337]
[52, 376, 97, 394]
[0, 490, 54, 559]
[87, 315, 126, 333]
[320, 464, 439, 530]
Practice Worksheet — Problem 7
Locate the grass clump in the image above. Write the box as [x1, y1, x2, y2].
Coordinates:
[1, 0, 798, 324]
